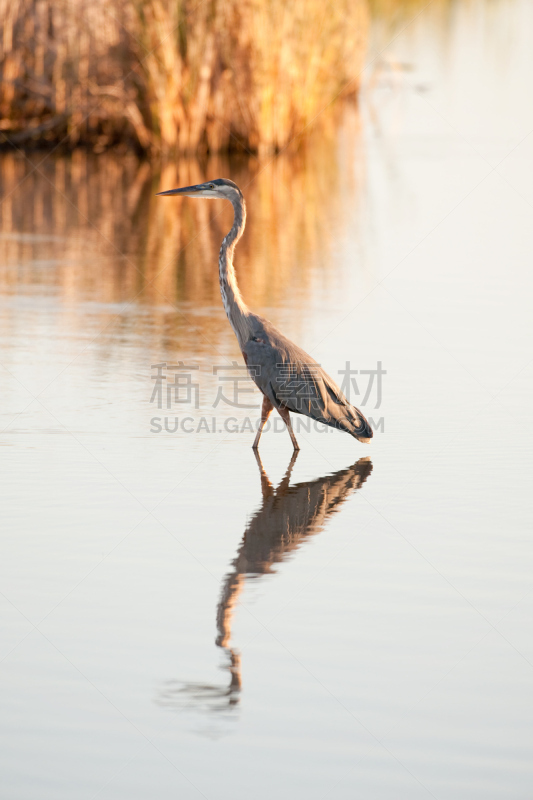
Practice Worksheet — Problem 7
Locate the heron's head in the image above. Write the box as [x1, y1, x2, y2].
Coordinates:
[156, 178, 242, 202]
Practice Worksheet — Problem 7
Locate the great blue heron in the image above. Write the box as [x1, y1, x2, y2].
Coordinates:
[157, 179, 373, 450]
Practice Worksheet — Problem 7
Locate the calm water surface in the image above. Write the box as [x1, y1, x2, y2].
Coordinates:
[1, 1, 533, 797]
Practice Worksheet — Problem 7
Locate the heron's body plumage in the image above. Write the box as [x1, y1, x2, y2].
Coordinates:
[242, 315, 372, 442]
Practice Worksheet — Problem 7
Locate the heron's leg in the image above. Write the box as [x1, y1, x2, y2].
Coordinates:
[277, 407, 300, 451]
[252, 395, 274, 450]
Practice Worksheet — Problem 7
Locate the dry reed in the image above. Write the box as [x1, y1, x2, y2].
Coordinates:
[0, 0, 369, 155]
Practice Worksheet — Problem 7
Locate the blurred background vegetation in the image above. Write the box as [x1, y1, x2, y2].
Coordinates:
[0, 112, 362, 322]
[0, 0, 370, 155]
[0, 0, 457, 338]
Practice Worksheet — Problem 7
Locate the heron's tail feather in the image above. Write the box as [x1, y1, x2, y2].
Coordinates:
[320, 374, 373, 443]
[343, 405, 373, 443]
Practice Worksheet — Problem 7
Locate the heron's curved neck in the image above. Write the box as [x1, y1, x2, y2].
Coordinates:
[219, 196, 251, 348]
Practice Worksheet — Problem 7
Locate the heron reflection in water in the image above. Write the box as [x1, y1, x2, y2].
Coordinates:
[158, 453, 372, 714]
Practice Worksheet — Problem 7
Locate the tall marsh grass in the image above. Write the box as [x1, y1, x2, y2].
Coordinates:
[0, 0, 368, 154]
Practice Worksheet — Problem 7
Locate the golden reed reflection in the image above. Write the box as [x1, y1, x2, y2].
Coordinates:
[158, 452, 372, 715]
[0, 111, 362, 351]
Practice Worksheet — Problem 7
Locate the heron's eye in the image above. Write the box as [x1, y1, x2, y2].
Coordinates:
[209, 183, 215, 189]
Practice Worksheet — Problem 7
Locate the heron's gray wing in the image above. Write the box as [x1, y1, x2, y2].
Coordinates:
[243, 332, 372, 440]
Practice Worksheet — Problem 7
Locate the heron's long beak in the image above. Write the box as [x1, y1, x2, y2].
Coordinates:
[156, 183, 206, 197]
